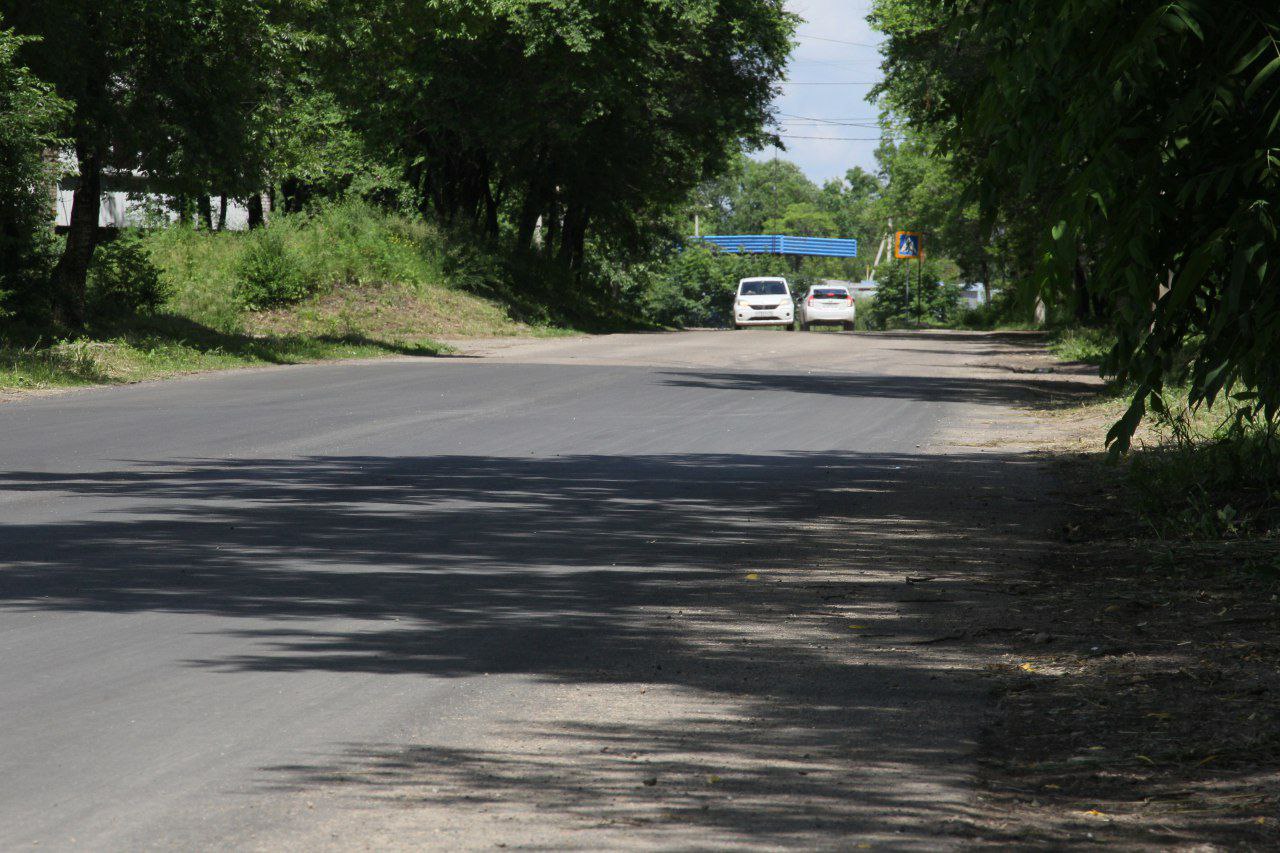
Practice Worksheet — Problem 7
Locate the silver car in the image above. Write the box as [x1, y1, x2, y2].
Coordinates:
[798, 284, 856, 331]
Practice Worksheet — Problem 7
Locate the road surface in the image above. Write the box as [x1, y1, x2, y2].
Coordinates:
[0, 331, 1082, 849]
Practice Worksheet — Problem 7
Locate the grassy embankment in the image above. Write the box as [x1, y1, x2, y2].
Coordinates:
[0, 203, 618, 394]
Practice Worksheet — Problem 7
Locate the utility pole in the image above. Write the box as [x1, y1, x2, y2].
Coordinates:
[916, 252, 923, 328]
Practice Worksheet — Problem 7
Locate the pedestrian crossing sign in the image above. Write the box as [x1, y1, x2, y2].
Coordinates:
[895, 231, 922, 259]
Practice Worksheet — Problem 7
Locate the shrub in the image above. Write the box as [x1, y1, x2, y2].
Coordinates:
[234, 228, 314, 309]
[86, 234, 171, 319]
[864, 259, 963, 329]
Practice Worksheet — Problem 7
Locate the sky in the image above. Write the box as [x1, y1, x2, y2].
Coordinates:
[751, 0, 886, 185]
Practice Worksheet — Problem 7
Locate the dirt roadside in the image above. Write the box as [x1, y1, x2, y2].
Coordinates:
[949, 349, 1280, 849]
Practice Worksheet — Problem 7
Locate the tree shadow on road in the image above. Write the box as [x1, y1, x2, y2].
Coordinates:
[0, 449, 1157, 844]
[661, 370, 1099, 409]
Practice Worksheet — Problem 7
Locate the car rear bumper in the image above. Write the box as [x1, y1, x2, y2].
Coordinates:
[801, 308, 856, 323]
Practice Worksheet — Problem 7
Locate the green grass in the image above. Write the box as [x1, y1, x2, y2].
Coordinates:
[1048, 325, 1114, 365]
[1040, 328, 1280, 546]
[1, 201, 608, 394]
[0, 315, 447, 392]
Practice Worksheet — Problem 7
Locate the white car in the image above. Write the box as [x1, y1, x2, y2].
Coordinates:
[732, 277, 795, 329]
[798, 284, 856, 331]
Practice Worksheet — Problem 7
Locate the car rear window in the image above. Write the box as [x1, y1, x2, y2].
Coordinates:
[813, 289, 849, 299]
[740, 281, 788, 296]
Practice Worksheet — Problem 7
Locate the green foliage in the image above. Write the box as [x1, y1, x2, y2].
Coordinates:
[1049, 327, 1115, 367]
[873, 0, 1280, 451]
[763, 203, 837, 237]
[234, 229, 315, 310]
[1, 0, 278, 321]
[86, 235, 171, 319]
[0, 23, 65, 322]
[636, 242, 812, 328]
[698, 158, 822, 235]
[327, 0, 796, 265]
[951, 287, 1026, 330]
[1129, 397, 1280, 541]
[865, 258, 962, 329]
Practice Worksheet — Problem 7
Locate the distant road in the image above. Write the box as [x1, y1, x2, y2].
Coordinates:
[0, 330, 1082, 849]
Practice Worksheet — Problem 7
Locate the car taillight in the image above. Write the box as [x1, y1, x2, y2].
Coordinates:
[806, 296, 814, 305]
[847, 296, 854, 305]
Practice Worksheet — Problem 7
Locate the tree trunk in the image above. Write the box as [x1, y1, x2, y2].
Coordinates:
[1073, 252, 1091, 322]
[247, 193, 264, 229]
[49, 146, 102, 329]
[515, 189, 543, 251]
[217, 195, 228, 231]
[197, 195, 214, 230]
[557, 203, 589, 270]
[557, 203, 583, 268]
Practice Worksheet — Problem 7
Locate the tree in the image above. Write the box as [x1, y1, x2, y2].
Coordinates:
[1, 0, 274, 327]
[763, 202, 837, 237]
[869, 0, 1047, 307]
[875, 0, 1280, 449]
[700, 156, 821, 235]
[820, 166, 882, 244]
[326, 0, 795, 273]
[866, 255, 961, 329]
[0, 23, 65, 322]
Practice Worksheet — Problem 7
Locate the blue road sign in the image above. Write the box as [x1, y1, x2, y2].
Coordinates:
[895, 231, 921, 259]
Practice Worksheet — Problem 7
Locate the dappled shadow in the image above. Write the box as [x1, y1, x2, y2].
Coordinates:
[0, 448, 1065, 843]
[662, 370, 1098, 408]
[870, 330, 1050, 346]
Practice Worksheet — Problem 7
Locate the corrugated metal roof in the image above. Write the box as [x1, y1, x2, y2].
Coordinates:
[691, 234, 858, 258]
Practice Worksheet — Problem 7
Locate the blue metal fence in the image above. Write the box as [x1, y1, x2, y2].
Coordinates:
[691, 234, 858, 258]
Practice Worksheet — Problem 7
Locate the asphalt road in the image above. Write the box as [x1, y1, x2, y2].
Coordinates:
[0, 330, 1070, 849]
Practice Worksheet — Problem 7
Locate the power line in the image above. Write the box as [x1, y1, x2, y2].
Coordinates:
[796, 33, 880, 48]
[779, 134, 896, 141]
[783, 81, 881, 85]
[790, 58, 881, 67]
[783, 122, 885, 129]
[778, 111, 881, 123]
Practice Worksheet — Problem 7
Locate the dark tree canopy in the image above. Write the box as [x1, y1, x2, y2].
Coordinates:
[326, 0, 795, 268]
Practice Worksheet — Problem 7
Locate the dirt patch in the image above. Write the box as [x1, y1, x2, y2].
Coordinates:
[957, 370, 1280, 848]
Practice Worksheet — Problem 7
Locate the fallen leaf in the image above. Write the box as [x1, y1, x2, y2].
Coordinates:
[848, 624, 867, 630]
[1019, 662, 1036, 672]
[1084, 809, 1106, 816]
[745, 573, 759, 581]
[706, 775, 721, 784]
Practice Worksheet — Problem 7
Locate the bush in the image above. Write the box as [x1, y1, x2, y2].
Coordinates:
[1, 26, 68, 326]
[864, 258, 963, 329]
[86, 234, 171, 319]
[234, 229, 314, 309]
[1128, 397, 1280, 542]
